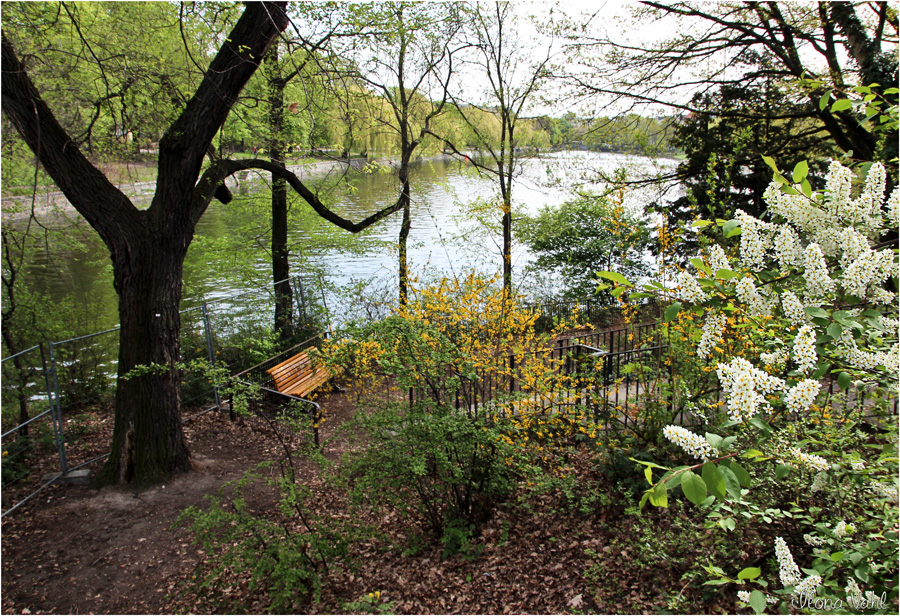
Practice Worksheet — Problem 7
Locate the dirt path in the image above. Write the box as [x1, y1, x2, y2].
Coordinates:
[0, 379, 361, 616]
[0, 411, 291, 614]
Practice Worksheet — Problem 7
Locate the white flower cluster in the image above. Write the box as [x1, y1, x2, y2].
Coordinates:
[780, 292, 807, 326]
[767, 160, 889, 249]
[792, 325, 818, 374]
[889, 185, 900, 226]
[784, 379, 820, 414]
[790, 447, 830, 472]
[716, 357, 785, 422]
[870, 481, 899, 503]
[842, 244, 896, 301]
[851, 459, 865, 471]
[663, 425, 713, 461]
[697, 312, 726, 359]
[845, 578, 864, 605]
[674, 271, 708, 303]
[775, 537, 802, 587]
[803, 533, 826, 547]
[707, 244, 730, 274]
[837, 227, 870, 268]
[795, 573, 823, 598]
[802, 243, 836, 301]
[735, 276, 772, 317]
[736, 210, 771, 270]
[833, 520, 856, 538]
[740, 161, 896, 307]
[760, 347, 788, 369]
[773, 225, 802, 270]
[736, 591, 778, 605]
[835, 330, 897, 373]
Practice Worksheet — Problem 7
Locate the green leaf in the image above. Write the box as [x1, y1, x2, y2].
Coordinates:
[801, 179, 812, 198]
[702, 462, 727, 500]
[720, 465, 743, 500]
[749, 416, 772, 437]
[831, 99, 853, 112]
[692, 219, 713, 228]
[681, 471, 707, 506]
[639, 490, 650, 511]
[715, 269, 739, 279]
[792, 160, 809, 183]
[727, 461, 753, 487]
[648, 481, 668, 508]
[811, 362, 832, 380]
[738, 567, 762, 581]
[831, 551, 845, 562]
[775, 464, 792, 480]
[827, 322, 844, 339]
[761, 155, 778, 172]
[596, 271, 632, 287]
[804, 306, 830, 319]
[629, 458, 670, 470]
[780, 184, 799, 195]
[706, 432, 724, 449]
[644, 466, 653, 485]
[749, 590, 767, 614]
[718, 517, 736, 531]
[664, 302, 683, 323]
[818, 92, 830, 111]
[628, 292, 655, 300]
[722, 219, 741, 236]
[837, 371, 853, 390]
[690, 258, 712, 275]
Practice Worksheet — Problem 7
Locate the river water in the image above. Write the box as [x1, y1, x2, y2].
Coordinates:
[20, 151, 675, 333]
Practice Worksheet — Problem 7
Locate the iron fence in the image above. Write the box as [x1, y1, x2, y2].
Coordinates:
[527, 297, 661, 332]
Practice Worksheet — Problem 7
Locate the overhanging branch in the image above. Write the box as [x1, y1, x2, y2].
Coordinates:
[194, 159, 403, 233]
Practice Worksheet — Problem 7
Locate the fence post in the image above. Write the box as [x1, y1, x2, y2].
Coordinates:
[201, 302, 221, 408]
[43, 342, 68, 476]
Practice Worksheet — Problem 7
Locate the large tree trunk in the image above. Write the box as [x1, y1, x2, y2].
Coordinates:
[98, 229, 191, 484]
[266, 43, 294, 339]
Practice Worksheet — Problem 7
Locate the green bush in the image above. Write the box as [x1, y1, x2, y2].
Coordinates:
[344, 398, 516, 541]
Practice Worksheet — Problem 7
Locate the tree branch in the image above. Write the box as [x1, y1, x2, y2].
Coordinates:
[194, 158, 403, 233]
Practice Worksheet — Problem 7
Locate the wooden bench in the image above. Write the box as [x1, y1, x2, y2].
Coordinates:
[265, 350, 334, 398]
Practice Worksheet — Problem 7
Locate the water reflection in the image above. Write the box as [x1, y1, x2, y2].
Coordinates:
[17, 151, 675, 332]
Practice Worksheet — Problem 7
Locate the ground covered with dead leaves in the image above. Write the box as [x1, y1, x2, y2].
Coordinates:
[2, 388, 742, 615]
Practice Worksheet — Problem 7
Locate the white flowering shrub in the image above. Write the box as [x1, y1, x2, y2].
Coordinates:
[602, 158, 898, 614]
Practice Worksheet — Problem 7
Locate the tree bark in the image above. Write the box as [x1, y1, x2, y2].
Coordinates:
[104, 229, 191, 483]
[398, 150, 413, 306]
[266, 42, 294, 339]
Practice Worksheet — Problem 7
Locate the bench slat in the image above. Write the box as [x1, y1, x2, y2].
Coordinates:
[265, 350, 334, 398]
